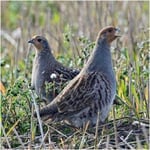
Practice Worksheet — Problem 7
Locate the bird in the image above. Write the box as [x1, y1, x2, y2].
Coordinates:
[34, 26, 120, 128]
[28, 35, 80, 104]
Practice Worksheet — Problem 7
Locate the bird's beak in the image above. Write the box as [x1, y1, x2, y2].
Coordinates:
[115, 28, 121, 37]
[28, 39, 34, 44]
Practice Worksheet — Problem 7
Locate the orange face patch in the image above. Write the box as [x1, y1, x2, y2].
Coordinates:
[29, 35, 44, 51]
[33, 38, 43, 50]
[98, 26, 120, 43]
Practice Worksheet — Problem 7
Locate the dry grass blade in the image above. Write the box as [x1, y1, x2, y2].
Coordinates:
[79, 121, 89, 149]
[30, 90, 46, 148]
[39, 128, 56, 149]
[13, 128, 25, 148]
[0, 30, 17, 47]
[94, 111, 100, 149]
[120, 136, 136, 150]
[106, 135, 110, 149]
[141, 126, 149, 145]
[112, 106, 119, 148]
[6, 119, 20, 136]
[124, 130, 133, 141]
[39, 129, 49, 148]
[63, 129, 79, 143]
[136, 136, 142, 149]
[46, 124, 68, 138]
[1, 124, 11, 148]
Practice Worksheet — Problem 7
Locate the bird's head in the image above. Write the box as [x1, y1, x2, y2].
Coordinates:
[28, 35, 49, 51]
[97, 26, 121, 44]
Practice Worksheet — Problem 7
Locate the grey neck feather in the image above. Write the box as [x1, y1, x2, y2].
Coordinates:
[37, 45, 55, 59]
[35, 45, 56, 66]
[83, 37, 114, 75]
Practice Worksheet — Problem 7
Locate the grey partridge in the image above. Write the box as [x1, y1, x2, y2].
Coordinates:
[35, 26, 120, 128]
[28, 35, 79, 104]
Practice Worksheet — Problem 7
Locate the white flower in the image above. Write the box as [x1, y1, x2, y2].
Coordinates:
[50, 73, 57, 79]
[42, 71, 45, 74]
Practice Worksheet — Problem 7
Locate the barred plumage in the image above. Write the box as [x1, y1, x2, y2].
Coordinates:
[35, 26, 120, 127]
[28, 36, 79, 104]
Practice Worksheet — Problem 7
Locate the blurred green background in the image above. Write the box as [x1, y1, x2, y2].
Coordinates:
[1, 1, 149, 59]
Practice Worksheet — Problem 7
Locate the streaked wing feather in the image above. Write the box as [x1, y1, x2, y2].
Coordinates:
[55, 72, 111, 113]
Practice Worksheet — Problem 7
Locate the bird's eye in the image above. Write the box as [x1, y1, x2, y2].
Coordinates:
[37, 39, 42, 42]
[108, 29, 112, 32]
